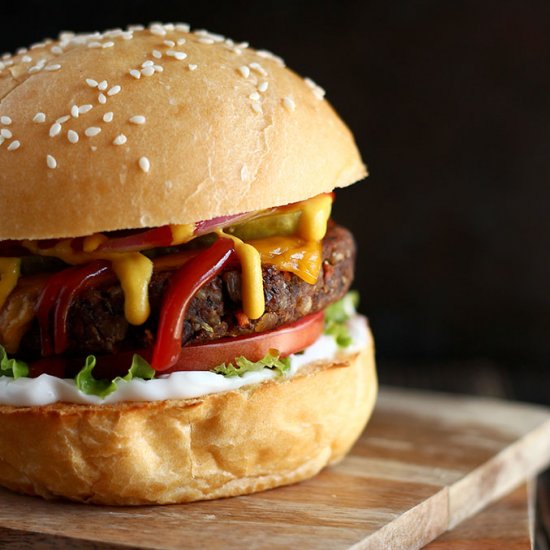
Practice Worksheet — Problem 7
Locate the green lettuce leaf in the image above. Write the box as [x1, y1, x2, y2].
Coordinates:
[213, 349, 290, 377]
[0, 345, 29, 379]
[75, 354, 155, 398]
[324, 291, 359, 348]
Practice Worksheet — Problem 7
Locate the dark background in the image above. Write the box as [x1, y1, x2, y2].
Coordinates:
[2, 1, 548, 404]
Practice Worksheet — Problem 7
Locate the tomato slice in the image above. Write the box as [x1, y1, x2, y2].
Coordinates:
[28, 311, 325, 379]
[163, 311, 324, 373]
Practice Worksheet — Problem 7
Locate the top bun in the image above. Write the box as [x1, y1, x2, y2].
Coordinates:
[0, 23, 366, 240]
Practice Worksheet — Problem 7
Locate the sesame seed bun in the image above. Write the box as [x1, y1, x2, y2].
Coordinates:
[0, 338, 376, 505]
[0, 25, 366, 240]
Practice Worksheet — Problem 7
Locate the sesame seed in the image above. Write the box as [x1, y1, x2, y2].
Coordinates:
[88, 42, 102, 49]
[129, 69, 141, 79]
[257, 49, 285, 66]
[153, 64, 164, 73]
[79, 104, 93, 114]
[163, 40, 176, 47]
[198, 38, 214, 45]
[103, 111, 114, 122]
[51, 45, 63, 55]
[33, 112, 46, 123]
[1, 128, 13, 139]
[113, 134, 127, 145]
[195, 30, 225, 42]
[46, 154, 57, 169]
[175, 23, 190, 32]
[142, 60, 154, 68]
[45, 63, 62, 71]
[188, 64, 198, 71]
[67, 130, 79, 143]
[85, 126, 101, 137]
[141, 66, 155, 77]
[150, 27, 167, 37]
[98, 93, 107, 104]
[249, 62, 267, 76]
[102, 41, 115, 48]
[21, 55, 32, 63]
[49, 123, 61, 137]
[258, 81, 269, 93]
[107, 85, 121, 96]
[251, 101, 262, 114]
[56, 115, 70, 124]
[0, 116, 12, 125]
[238, 66, 250, 78]
[7, 140, 20, 151]
[166, 50, 187, 60]
[249, 92, 260, 101]
[282, 96, 296, 112]
[139, 156, 151, 173]
[71, 105, 79, 118]
[0, 137, 4, 146]
[98, 80, 108, 91]
[177, 38, 186, 46]
[129, 115, 146, 124]
[152, 50, 162, 59]
[304, 77, 326, 100]
[86, 78, 98, 88]
[240, 165, 249, 181]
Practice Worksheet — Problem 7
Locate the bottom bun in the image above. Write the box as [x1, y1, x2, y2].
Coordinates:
[0, 338, 377, 505]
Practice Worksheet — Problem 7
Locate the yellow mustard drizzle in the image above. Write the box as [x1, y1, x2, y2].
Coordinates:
[0, 258, 21, 312]
[297, 194, 332, 241]
[82, 233, 108, 252]
[217, 230, 265, 320]
[111, 253, 153, 325]
[170, 224, 195, 245]
[21, 240, 154, 327]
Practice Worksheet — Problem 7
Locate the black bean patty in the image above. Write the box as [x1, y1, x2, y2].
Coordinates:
[20, 223, 355, 358]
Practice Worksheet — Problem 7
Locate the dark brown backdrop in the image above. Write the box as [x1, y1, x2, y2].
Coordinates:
[1, 0, 548, 403]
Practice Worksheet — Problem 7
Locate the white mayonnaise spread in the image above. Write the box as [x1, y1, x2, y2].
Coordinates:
[0, 315, 370, 406]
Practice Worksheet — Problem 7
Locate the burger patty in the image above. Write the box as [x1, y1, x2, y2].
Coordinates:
[20, 224, 355, 358]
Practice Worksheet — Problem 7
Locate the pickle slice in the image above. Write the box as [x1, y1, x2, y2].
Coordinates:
[227, 210, 301, 241]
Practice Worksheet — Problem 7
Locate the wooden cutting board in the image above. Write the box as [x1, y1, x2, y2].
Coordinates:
[0, 387, 548, 549]
[426, 481, 535, 549]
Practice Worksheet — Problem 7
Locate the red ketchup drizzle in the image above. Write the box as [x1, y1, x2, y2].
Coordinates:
[151, 237, 236, 372]
[36, 260, 113, 356]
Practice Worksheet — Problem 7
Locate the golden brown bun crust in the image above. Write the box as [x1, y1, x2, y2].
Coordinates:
[0, 341, 376, 505]
[0, 25, 366, 240]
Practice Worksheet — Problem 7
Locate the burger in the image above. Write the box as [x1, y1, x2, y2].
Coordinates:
[0, 23, 376, 505]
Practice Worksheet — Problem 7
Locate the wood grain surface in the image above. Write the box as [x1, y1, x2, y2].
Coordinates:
[0, 387, 548, 550]
[426, 481, 535, 549]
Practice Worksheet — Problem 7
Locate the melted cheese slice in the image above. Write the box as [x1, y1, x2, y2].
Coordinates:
[249, 237, 322, 285]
